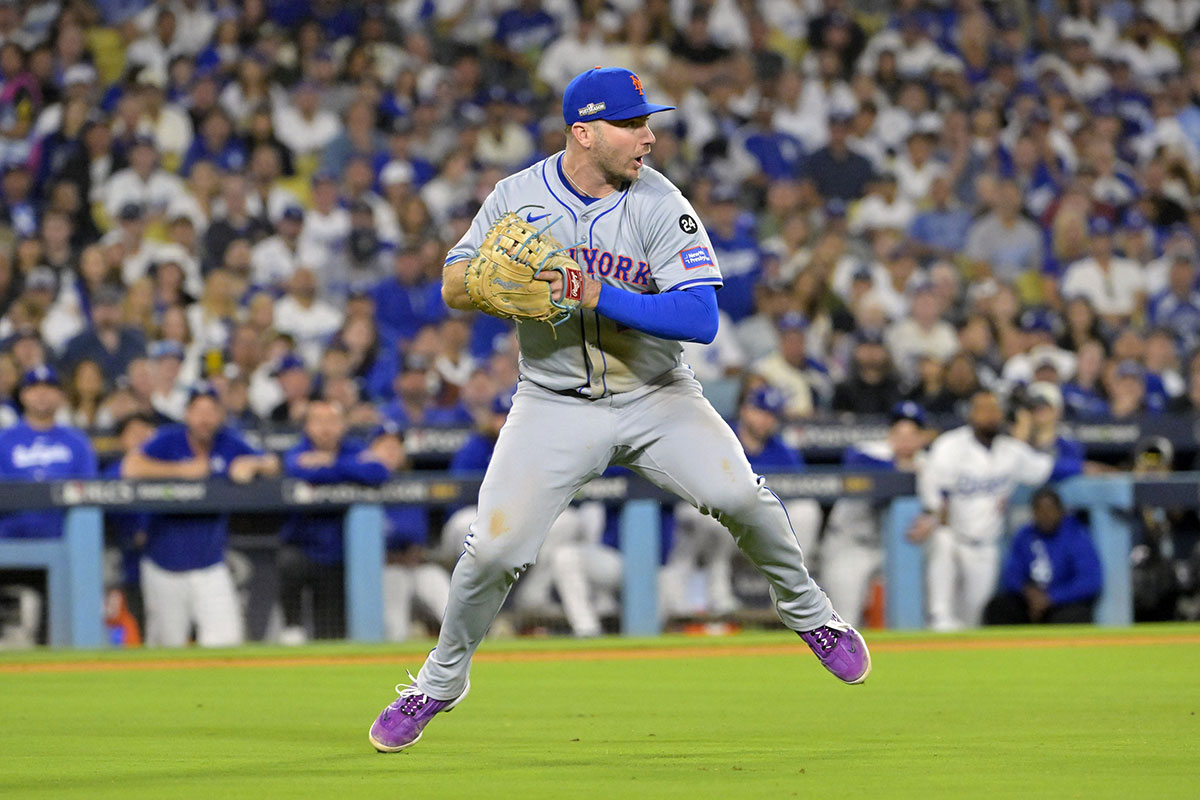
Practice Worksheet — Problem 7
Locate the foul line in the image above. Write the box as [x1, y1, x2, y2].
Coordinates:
[1, 633, 1198, 675]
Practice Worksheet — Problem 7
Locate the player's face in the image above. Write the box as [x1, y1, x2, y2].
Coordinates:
[592, 116, 654, 185]
[889, 420, 922, 461]
[20, 383, 61, 418]
[1032, 495, 1063, 533]
[968, 393, 1004, 438]
[305, 402, 346, 451]
[185, 395, 224, 443]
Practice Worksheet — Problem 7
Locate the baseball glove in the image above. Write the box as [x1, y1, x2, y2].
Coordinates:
[464, 211, 584, 327]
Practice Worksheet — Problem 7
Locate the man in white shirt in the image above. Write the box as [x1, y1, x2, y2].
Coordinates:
[884, 283, 959, 383]
[1060, 217, 1146, 324]
[272, 267, 344, 368]
[909, 391, 1082, 631]
[102, 135, 188, 223]
[848, 173, 916, 236]
[273, 81, 341, 158]
[250, 206, 323, 290]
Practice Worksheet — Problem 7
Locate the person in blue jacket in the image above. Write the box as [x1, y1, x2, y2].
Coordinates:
[121, 383, 281, 647]
[984, 487, 1103, 625]
[277, 399, 391, 644]
[0, 366, 98, 538]
[0, 366, 97, 643]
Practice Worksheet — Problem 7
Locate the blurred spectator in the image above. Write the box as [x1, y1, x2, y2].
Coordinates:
[1147, 254, 1200, 351]
[804, 108, 875, 202]
[121, 384, 280, 647]
[832, 332, 903, 414]
[372, 422, 450, 642]
[372, 245, 447, 345]
[277, 400, 390, 643]
[0, 366, 97, 538]
[984, 487, 1102, 625]
[751, 311, 820, 418]
[1060, 217, 1146, 326]
[272, 267, 343, 367]
[964, 179, 1043, 285]
[821, 402, 927, 628]
[884, 283, 958, 383]
[60, 283, 146, 378]
[269, 353, 313, 424]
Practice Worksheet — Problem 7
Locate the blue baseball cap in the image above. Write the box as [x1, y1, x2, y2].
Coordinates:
[890, 401, 927, 427]
[1088, 217, 1114, 237]
[778, 311, 808, 332]
[490, 385, 517, 416]
[747, 386, 787, 415]
[562, 67, 675, 125]
[272, 353, 307, 376]
[1019, 308, 1057, 334]
[21, 364, 59, 390]
[187, 381, 219, 404]
[148, 340, 186, 360]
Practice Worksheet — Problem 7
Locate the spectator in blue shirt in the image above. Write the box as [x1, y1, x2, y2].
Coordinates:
[121, 384, 280, 647]
[985, 487, 1102, 624]
[60, 284, 147, 378]
[277, 400, 390, 644]
[1148, 255, 1200, 352]
[706, 185, 763, 322]
[907, 174, 973, 263]
[0, 366, 98, 539]
[372, 245, 447, 346]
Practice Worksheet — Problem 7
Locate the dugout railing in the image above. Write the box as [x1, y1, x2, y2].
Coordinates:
[0, 472, 1185, 647]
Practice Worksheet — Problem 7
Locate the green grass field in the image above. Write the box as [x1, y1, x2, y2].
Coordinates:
[2, 626, 1198, 799]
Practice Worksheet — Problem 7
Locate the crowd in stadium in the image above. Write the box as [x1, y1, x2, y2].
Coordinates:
[3, 0, 1200, 642]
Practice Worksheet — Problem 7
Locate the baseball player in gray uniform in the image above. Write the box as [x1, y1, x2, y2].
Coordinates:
[369, 67, 870, 754]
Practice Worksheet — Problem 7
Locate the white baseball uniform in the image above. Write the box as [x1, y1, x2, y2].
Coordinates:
[917, 426, 1055, 630]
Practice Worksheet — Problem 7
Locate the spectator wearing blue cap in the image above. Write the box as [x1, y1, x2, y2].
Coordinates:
[1060, 217, 1146, 325]
[60, 283, 147, 378]
[964, 179, 1044, 286]
[268, 352, 313, 424]
[821, 401, 928, 627]
[277, 399, 392, 644]
[249, 203, 319, 291]
[704, 184, 762, 323]
[1147, 254, 1200, 351]
[751, 311, 828, 417]
[1000, 308, 1078, 389]
[0, 366, 97, 539]
[121, 384, 280, 647]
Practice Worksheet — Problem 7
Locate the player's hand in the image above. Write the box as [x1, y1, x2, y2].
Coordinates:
[178, 455, 211, 480]
[1024, 585, 1051, 622]
[297, 451, 336, 468]
[229, 454, 278, 483]
[534, 270, 601, 309]
[906, 514, 937, 543]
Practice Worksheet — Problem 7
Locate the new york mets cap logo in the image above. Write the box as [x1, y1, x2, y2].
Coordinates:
[563, 67, 675, 125]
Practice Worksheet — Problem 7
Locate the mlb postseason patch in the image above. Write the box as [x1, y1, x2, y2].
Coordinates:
[679, 246, 714, 270]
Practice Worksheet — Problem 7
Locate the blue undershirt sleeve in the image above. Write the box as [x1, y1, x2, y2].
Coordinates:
[594, 284, 718, 344]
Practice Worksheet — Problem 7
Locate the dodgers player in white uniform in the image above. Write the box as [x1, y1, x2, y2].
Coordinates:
[369, 67, 870, 754]
[909, 391, 1084, 631]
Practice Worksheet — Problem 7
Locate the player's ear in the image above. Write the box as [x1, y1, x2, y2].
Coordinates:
[569, 122, 594, 149]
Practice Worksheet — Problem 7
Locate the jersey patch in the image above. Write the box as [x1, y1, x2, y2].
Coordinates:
[679, 214, 698, 234]
[679, 246, 714, 270]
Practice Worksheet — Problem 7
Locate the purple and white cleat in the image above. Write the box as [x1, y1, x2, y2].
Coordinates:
[798, 612, 872, 685]
[368, 671, 470, 753]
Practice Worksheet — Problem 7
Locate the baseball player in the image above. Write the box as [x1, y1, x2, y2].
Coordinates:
[909, 390, 1084, 631]
[369, 67, 869, 754]
[820, 402, 928, 628]
[122, 384, 281, 647]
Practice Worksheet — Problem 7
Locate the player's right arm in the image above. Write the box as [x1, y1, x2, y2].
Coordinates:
[121, 448, 209, 479]
[441, 260, 472, 311]
[909, 434, 952, 542]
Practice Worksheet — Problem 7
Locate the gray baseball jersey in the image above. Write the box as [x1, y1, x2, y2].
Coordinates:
[446, 152, 723, 396]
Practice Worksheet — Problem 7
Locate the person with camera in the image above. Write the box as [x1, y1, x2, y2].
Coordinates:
[909, 390, 1084, 630]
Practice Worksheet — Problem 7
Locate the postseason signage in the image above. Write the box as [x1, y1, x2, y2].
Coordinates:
[0, 472, 919, 512]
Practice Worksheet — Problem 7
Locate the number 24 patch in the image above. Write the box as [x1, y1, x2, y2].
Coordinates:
[679, 246, 714, 270]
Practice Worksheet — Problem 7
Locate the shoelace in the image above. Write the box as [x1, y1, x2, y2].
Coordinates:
[809, 625, 841, 653]
[389, 670, 429, 716]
